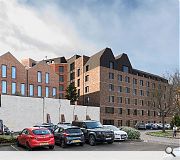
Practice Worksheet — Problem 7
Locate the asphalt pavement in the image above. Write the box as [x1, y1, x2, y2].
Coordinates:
[0, 141, 178, 151]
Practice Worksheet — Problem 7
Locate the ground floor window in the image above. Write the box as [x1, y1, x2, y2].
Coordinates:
[103, 119, 114, 125]
[118, 120, 122, 126]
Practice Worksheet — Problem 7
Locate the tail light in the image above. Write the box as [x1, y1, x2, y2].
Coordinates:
[49, 135, 54, 138]
[63, 132, 70, 137]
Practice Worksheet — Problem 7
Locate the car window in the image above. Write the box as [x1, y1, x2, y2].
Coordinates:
[22, 129, 27, 135]
[66, 128, 81, 133]
[32, 129, 51, 135]
[59, 128, 64, 133]
[54, 128, 59, 133]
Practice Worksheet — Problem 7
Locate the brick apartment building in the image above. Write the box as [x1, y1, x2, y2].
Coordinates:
[0, 52, 59, 98]
[66, 48, 170, 127]
[45, 57, 68, 99]
[0, 49, 171, 127]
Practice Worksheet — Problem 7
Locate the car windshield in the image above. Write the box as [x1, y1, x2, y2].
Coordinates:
[33, 129, 51, 135]
[86, 121, 103, 129]
[66, 128, 81, 133]
[104, 125, 119, 131]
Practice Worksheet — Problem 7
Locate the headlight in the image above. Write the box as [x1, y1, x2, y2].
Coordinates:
[96, 131, 103, 135]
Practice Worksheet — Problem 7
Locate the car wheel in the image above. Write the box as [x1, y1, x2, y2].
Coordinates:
[16, 139, 21, 147]
[79, 142, 84, 146]
[60, 140, 66, 148]
[26, 142, 32, 151]
[49, 146, 54, 150]
[89, 135, 96, 146]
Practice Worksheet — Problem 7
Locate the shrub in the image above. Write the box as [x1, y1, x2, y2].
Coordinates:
[120, 126, 140, 140]
[0, 135, 16, 144]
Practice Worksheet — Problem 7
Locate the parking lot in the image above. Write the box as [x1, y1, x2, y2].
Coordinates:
[0, 141, 178, 151]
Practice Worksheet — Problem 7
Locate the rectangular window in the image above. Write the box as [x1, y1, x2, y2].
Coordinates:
[154, 111, 156, 117]
[53, 87, 57, 97]
[77, 79, 80, 87]
[105, 107, 114, 114]
[29, 84, 34, 96]
[86, 65, 89, 72]
[12, 82, 16, 94]
[118, 75, 122, 82]
[109, 62, 114, 69]
[85, 86, 89, 93]
[59, 75, 64, 82]
[37, 71, 42, 83]
[109, 84, 114, 91]
[37, 86, 42, 97]
[109, 73, 114, 79]
[118, 120, 123, 126]
[141, 110, 144, 116]
[133, 89, 137, 95]
[21, 83, 25, 96]
[109, 96, 114, 103]
[122, 66, 129, 73]
[133, 78, 137, 85]
[146, 81, 150, 87]
[133, 109, 137, 115]
[140, 80, 144, 86]
[125, 98, 130, 104]
[11, 66, 16, 79]
[140, 100, 144, 106]
[45, 87, 49, 97]
[77, 68, 80, 76]
[59, 66, 64, 73]
[125, 76, 130, 83]
[134, 99, 138, 105]
[85, 75, 89, 82]
[2, 81, 7, 94]
[59, 85, 64, 91]
[103, 119, 114, 125]
[127, 109, 130, 115]
[140, 90, 144, 96]
[45, 73, 49, 84]
[118, 86, 122, 92]
[146, 90, 149, 96]
[148, 110, 150, 116]
[70, 72, 75, 80]
[118, 108, 122, 114]
[117, 97, 123, 103]
[125, 87, 130, 93]
[152, 83, 155, 89]
[77, 89, 80, 97]
[70, 63, 75, 71]
[2, 65, 7, 78]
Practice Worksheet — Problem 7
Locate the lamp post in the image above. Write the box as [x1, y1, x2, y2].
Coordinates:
[59, 98, 61, 123]
[86, 97, 89, 120]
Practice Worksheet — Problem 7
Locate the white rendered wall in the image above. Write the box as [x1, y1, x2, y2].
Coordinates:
[0, 95, 100, 131]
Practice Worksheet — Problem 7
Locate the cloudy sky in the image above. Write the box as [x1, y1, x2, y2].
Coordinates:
[0, 0, 179, 75]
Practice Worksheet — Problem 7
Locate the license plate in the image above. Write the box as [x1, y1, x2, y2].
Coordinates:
[106, 138, 112, 140]
[40, 142, 49, 145]
[72, 140, 81, 143]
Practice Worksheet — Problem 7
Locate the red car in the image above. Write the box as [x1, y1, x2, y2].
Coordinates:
[17, 127, 55, 150]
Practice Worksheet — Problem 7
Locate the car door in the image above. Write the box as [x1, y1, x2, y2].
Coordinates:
[19, 129, 28, 145]
[59, 128, 64, 143]
[54, 128, 60, 143]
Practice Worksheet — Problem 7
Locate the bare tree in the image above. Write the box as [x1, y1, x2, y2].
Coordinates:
[147, 70, 180, 132]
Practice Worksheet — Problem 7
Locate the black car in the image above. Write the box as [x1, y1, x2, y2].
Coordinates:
[3, 125, 11, 135]
[33, 123, 54, 133]
[53, 125, 84, 148]
[72, 120, 114, 146]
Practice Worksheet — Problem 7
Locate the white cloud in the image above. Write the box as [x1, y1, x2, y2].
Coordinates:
[0, 0, 97, 60]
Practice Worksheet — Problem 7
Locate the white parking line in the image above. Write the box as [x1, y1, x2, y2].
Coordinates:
[11, 145, 19, 151]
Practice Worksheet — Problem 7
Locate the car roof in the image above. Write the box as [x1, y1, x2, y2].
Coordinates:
[57, 125, 80, 129]
[73, 120, 98, 123]
[26, 127, 48, 131]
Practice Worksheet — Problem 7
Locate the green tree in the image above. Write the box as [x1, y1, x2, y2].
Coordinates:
[171, 114, 180, 127]
[65, 84, 78, 104]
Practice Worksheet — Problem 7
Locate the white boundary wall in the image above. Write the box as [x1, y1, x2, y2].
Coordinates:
[0, 95, 100, 131]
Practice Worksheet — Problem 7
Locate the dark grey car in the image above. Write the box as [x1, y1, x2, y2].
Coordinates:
[53, 126, 84, 148]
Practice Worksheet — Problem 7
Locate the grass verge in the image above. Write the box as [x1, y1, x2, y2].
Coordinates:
[146, 131, 173, 138]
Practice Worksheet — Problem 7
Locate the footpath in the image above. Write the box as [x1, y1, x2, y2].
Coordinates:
[140, 130, 180, 146]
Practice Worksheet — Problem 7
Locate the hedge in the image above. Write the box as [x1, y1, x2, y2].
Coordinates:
[120, 126, 140, 140]
[0, 135, 16, 144]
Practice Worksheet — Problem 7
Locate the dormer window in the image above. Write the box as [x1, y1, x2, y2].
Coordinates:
[122, 65, 129, 73]
[109, 61, 114, 69]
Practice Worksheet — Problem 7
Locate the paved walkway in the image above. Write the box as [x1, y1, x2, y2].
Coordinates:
[140, 130, 180, 146]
